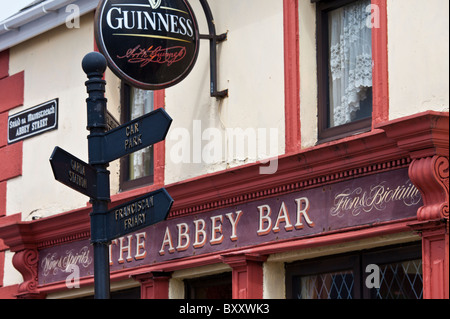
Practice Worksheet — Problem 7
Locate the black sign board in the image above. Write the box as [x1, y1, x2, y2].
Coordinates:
[50, 147, 98, 198]
[95, 0, 200, 90]
[96, 107, 172, 163]
[106, 110, 120, 131]
[8, 99, 58, 144]
[105, 188, 173, 241]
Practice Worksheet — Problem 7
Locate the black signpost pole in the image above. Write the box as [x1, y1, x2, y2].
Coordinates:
[82, 52, 111, 299]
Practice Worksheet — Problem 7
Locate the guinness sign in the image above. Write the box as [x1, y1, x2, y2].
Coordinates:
[95, 0, 200, 90]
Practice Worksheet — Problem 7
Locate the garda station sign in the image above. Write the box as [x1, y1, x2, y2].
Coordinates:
[95, 0, 200, 90]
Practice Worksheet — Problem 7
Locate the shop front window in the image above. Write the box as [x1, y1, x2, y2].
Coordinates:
[185, 273, 232, 299]
[286, 244, 423, 299]
[368, 258, 423, 299]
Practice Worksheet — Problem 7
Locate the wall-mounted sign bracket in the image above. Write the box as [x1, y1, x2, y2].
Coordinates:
[198, 0, 228, 99]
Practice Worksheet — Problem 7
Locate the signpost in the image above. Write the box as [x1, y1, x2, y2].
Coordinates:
[50, 0, 202, 300]
[49, 52, 173, 299]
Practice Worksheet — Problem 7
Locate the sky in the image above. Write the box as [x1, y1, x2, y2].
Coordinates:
[0, 0, 36, 22]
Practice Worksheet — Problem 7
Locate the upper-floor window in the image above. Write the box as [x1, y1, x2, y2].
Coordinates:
[317, 0, 373, 142]
[120, 83, 154, 191]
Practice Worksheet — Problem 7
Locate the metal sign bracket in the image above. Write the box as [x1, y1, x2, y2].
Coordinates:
[198, 0, 228, 99]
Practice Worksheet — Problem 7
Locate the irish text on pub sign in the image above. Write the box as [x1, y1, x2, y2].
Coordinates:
[95, 0, 200, 90]
[8, 99, 58, 144]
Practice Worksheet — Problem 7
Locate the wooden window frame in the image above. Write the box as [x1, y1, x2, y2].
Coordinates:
[119, 83, 166, 192]
[314, 0, 389, 143]
[317, 0, 372, 142]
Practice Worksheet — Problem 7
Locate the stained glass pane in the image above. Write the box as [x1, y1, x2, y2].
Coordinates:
[373, 259, 423, 299]
[298, 270, 354, 299]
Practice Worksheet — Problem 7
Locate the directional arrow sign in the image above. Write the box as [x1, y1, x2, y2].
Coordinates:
[99, 108, 172, 164]
[105, 188, 173, 242]
[50, 147, 97, 198]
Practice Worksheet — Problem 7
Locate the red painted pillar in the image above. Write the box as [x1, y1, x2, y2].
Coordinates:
[414, 221, 448, 299]
[222, 253, 267, 299]
[134, 272, 171, 299]
[379, 112, 449, 299]
[0, 49, 25, 298]
[409, 156, 449, 299]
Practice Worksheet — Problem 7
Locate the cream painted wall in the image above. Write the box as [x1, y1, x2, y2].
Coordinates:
[164, 0, 286, 184]
[8, 13, 96, 220]
[388, 0, 449, 119]
[6, 0, 287, 218]
[298, 0, 318, 149]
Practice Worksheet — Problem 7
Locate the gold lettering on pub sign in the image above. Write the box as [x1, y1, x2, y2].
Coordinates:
[69, 160, 87, 189]
[115, 196, 154, 231]
[125, 122, 143, 151]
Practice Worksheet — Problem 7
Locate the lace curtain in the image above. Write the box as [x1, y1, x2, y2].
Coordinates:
[129, 88, 153, 180]
[329, 0, 372, 127]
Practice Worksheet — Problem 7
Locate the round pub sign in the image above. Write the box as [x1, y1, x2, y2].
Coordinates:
[95, 0, 200, 90]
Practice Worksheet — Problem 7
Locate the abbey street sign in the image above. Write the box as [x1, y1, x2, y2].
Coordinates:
[94, 0, 200, 90]
[8, 99, 58, 144]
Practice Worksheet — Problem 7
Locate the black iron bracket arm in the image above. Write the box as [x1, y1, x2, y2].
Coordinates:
[198, 0, 228, 99]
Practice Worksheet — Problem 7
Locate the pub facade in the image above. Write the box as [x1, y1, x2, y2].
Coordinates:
[0, 0, 448, 299]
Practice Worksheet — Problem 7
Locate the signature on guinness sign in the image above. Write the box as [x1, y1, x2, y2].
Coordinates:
[95, 0, 200, 90]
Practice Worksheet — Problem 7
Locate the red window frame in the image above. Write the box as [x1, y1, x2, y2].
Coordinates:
[283, 0, 389, 148]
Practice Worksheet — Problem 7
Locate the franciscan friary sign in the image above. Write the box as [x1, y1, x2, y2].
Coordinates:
[95, 0, 200, 90]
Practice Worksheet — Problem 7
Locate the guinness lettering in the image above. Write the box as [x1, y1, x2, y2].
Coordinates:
[105, 8, 195, 37]
[95, 0, 200, 90]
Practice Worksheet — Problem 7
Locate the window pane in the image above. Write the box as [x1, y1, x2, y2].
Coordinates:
[328, 0, 372, 127]
[128, 88, 154, 181]
[185, 273, 232, 299]
[372, 259, 423, 299]
[298, 270, 354, 299]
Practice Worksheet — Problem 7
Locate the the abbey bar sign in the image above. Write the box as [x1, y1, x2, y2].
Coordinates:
[95, 0, 200, 90]
[39, 167, 423, 285]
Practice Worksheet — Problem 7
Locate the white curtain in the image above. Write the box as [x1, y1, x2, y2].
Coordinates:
[329, 0, 372, 127]
[129, 88, 153, 180]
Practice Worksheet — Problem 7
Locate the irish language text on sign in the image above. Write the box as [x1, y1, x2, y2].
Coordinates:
[49, 147, 98, 199]
[8, 99, 58, 144]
